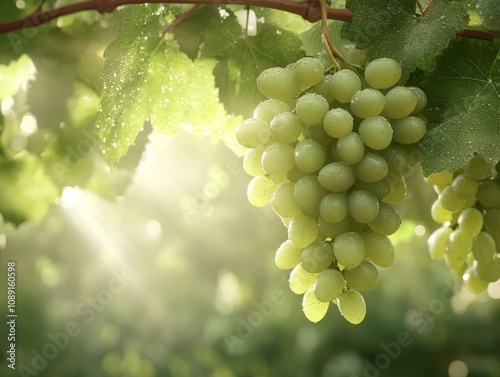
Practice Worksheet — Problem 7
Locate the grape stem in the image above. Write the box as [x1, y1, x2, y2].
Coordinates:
[0, 0, 495, 41]
[161, 4, 200, 37]
[318, 0, 349, 69]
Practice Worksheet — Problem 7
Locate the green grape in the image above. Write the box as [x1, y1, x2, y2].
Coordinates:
[295, 93, 330, 125]
[243, 147, 266, 176]
[464, 154, 491, 180]
[294, 57, 324, 86]
[318, 215, 352, 240]
[270, 112, 303, 143]
[344, 261, 379, 291]
[275, 240, 302, 270]
[458, 208, 483, 237]
[354, 153, 389, 183]
[464, 272, 489, 294]
[427, 226, 453, 260]
[272, 182, 300, 218]
[477, 180, 500, 208]
[473, 258, 500, 282]
[354, 177, 390, 201]
[261, 143, 295, 175]
[302, 286, 330, 323]
[333, 232, 365, 269]
[452, 173, 479, 198]
[323, 108, 353, 138]
[439, 186, 466, 212]
[381, 144, 411, 175]
[364, 58, 402, 89]
[286, 165, 309, 183]
[294, 139, 327, 173]
[289, 264, 319, 294]
[307, 124, 334, 146]
[408, 86, 427, 113]
[425, 170, 453, 187]
[336, 132, 365, 165]
[341, 44, 367, 66]
[431, 199, 453, 224]
[235, 118, 271, 148]
[281, 216, 293, 228]
[269, 174, 289, 185]
[347, 190, 379, 223]
[336, 289, 366, 324]
[444, 253, 466, 271]
[319, 193, 348, 224]
[256, 67, 299, 100]
[446, 229, 473, 259]
[391, 116, 426, 144]
[318, 162, 356, 192]
[247, 176, 275, 207]
[472, 231, 496, 264]
[330, 69, 362, 103]
[357, 116, 393, 150]
[313, 269, 345, 302]
[484, 208, 500, 235]
[301, 241, 335, 273]
[368, 202, 401, 235]
[311, 74, 336, 103]
[294, 175, 327, 218]
[362, 231, 395, 267]
[383, 86, 417, 119]
[382, 173, 407, 204]
[253, 99, 291, 124]
[288, 213, 319, 248]
[350, 89, 386, 118]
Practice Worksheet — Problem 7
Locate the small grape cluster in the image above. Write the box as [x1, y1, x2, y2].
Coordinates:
[427, 156, 500, 294]
[236, 56, 427, 323]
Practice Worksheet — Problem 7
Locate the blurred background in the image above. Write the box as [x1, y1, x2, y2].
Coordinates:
[0, 1, 500, 377]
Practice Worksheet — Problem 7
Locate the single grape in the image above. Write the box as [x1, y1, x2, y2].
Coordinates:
[446, 229, 473, 259]
[318, 162, 356, 192]
[347, 190, 379, 223]
[358, 116, 393, 150]
[275, 240, 302, 270]
[272, 182, 300, 218]
[301, 241, 335, 273]
[247, 175, 275, 207]
[354, 153, 389, 183]
[295, 93, 329, 125]
[330, 69, 362, 103]
[288, 213, 319, 248]
[425, 170, 453, 187]
[294, 175, 327, 218]
[458, 208, 483, 237]
[294, 57, 324, 86]
[484, 208, 500, 235]
[289, 264, 319, 294]
[350, 89, 386, 118]
[364, 58, 402, 89]
[294, 139, 327, 173]
[253, 99, 291, 124]
[341, 44, 367, 66]
[477, 180, 500, 208]
[336, 132, 365, 165]
[464, 154, 491, 180]
[472, 231, 496, 264]
[439, 186, 466, 212]
[427, 226, 453, 260]
[408, 86, 427, 113]
[362, 231, 395, 267]
[313, 269, 345, 302]
[311, 74, 336, 103]
[261, 143, 295, 175]
[256, 67, 299, 100]
[380, 144, 411, 175]
[323, 108, 353, 138]
[464, 272, 489, 294]
[382, 173, 407, 204]
[368, 202, 401, 235]
[344, 261, 379, 291]
[235, 118, 271, 148]
[383, 86, 417, 119]
[354, 177, 390, 201]
[336, 289, 366, 324]
[451, 173, 479, 198]
[243, 147, 266, 176]
[302, 286, 330, 322]
[319, 193, 348, 224]
[391, 116, 427, 144]
[317, 215, 352, 240]
[270, 112, 303, 143]
[430, 199, 453, 224]
[473, 258, 500, 282]
[333, 232, 365, 269]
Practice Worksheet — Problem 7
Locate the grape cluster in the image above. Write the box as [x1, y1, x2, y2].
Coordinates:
[236, 57, 427, 323]
[427, 156, 500, 294]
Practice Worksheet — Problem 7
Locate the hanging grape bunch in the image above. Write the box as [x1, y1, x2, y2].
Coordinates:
[235, 56, 428, 324]
[427, 157, 500, 294]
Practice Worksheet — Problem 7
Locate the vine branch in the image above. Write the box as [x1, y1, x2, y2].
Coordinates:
[0, 0, 494, 42]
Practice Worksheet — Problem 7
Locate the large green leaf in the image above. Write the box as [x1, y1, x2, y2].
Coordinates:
[418, 39, 500, 175]
[475, 0, 500, 34]
[0, 54, 35, 99]
[344, 0, 469, 81]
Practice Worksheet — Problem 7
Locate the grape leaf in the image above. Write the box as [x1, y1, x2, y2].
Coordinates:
[96, 4, 239, 164]
[344, 0, 469, 82]
[418, 39, 500, 175]
[475, 0, 500, 34]
[201, 7, 304, 117]
[0, 54, 36, 99]
[300, 21, 345, 58]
